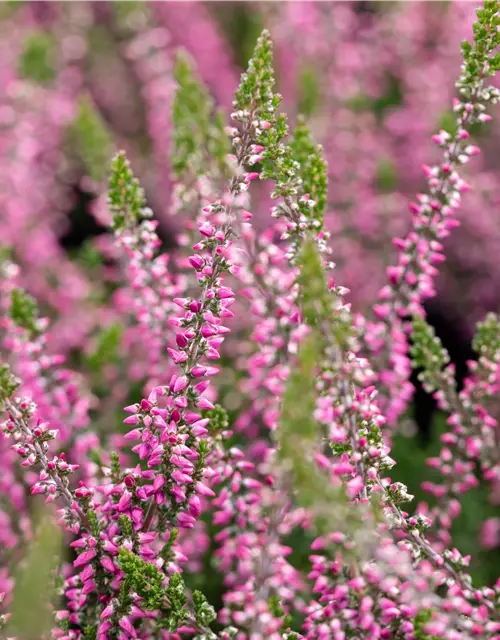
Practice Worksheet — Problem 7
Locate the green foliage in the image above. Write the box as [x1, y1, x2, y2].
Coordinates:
[234, 29, 279, 118]
[118, 515, 133, 540]
[437, 109, 459, 137]
[192, 590, 216, 628]
[85, 507, 101, 540]
[410, 314, 452, 395]
[297, 238, 355, 354]
[376, 157, 398, 192]
[108, 152, 151, 230]
[172, 52, 229, 179]
[201, 404, 229, 434]
[268, 594, 292, 633]
[76, 240, 105, 272]
[159, 528, 178, 564]
[259, 112, 293, 187]
[278, 238, 371, 541]
[297, 237, 331, 331]
[111, 1, 150, 30]
[119, 548, 216, 634]
[86, 323, 123, 373]
[158, 572, 188, 632]
[7, 514, 62, 639]
[0, 362, 21, 404]
[119, 547, 167, 611]
[212, 3, 263, 70]
[372, 75, 403, 118]
[460, 2, 500, 94]
[237, 35, 327, 247]
[68, 97, 113, 182]
[412, 609, 440, 640]
[278, 326, 360, 540]
[473, 312, 500, 359]
[110, 451, 122, 484]
[344, 76, 402, 120]
[298, 66, 320, 116]
[18, 31, 56, 84]
[290, 119, 328, 225]
[278, 333, 323, 510]
[82, 626, 97, 640]
[10, 287, 40, 338]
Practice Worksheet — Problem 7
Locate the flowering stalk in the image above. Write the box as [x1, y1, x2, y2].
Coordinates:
[110, 28, 278, 536]
[411, 312, 500, 547]
[109, 151, 183, 388]
[0, 364, 92, 534]
[367, 1, 500, 426]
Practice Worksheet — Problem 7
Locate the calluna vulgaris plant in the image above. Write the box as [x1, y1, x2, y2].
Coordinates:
[2, 3, 500, 639]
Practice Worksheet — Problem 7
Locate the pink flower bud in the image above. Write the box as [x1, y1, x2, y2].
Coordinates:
[190, 364, 207, 378]
[197, 397, 215, 410]
[188, 255, 204, 270]
[199, 221, 216, 237]
[217, 287, 234, 299]
[167, 348, 188, 364]
[100, 605, 114, 620]
[73, 548, 97, 568]
[172, 375, 189, 393]
[119, 617, 136, 637]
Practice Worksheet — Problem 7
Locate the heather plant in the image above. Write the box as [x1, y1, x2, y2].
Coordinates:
[2, 3, 500, 640]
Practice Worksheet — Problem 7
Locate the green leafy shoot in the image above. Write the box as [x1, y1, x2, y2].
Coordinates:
[10, 287, 41, 338]
[278, 333, 326, 519]
[463, 2, 500, 77]
[0, 362, 21, 405]
[172, 51, 229, 179]
[277, 328, 363, 541]
[7, 513, 63, 639]
[119, 547, 218, 634]
[233, 29, 279, 118]
[18, 31, 56, 84]
[108, 152, 151, 231]
[410, 314, 453, 395]
[111, 1, 150, 31]
[290, 121, 328, 227]
[68, 97, 113, 182]
[297, 237, 332, 332]
[86, 323, 123, 374]
[200, 404, 229, 435]
[473, 312, 500, 359]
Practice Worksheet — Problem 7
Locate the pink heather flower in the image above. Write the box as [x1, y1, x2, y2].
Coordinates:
[198, 221, 216, 237]
[481, 519, 500, 550]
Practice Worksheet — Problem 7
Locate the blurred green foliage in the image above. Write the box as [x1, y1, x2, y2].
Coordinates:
[377, 157, 398, 192]
[85, 323, 123, 376]
[298, 66, 320, 117]
[67, 97, 114, 183]
[18, 31, 57, 85]
[291, 119, 328, 224]
[7, 513, 62, 639]
[210, 3, 263, 71]
[10, 288, 40, 339]
[172, 51, 229, 179]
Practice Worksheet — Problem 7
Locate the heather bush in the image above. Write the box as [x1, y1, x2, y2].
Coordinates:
[2, 2, 500, 639]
